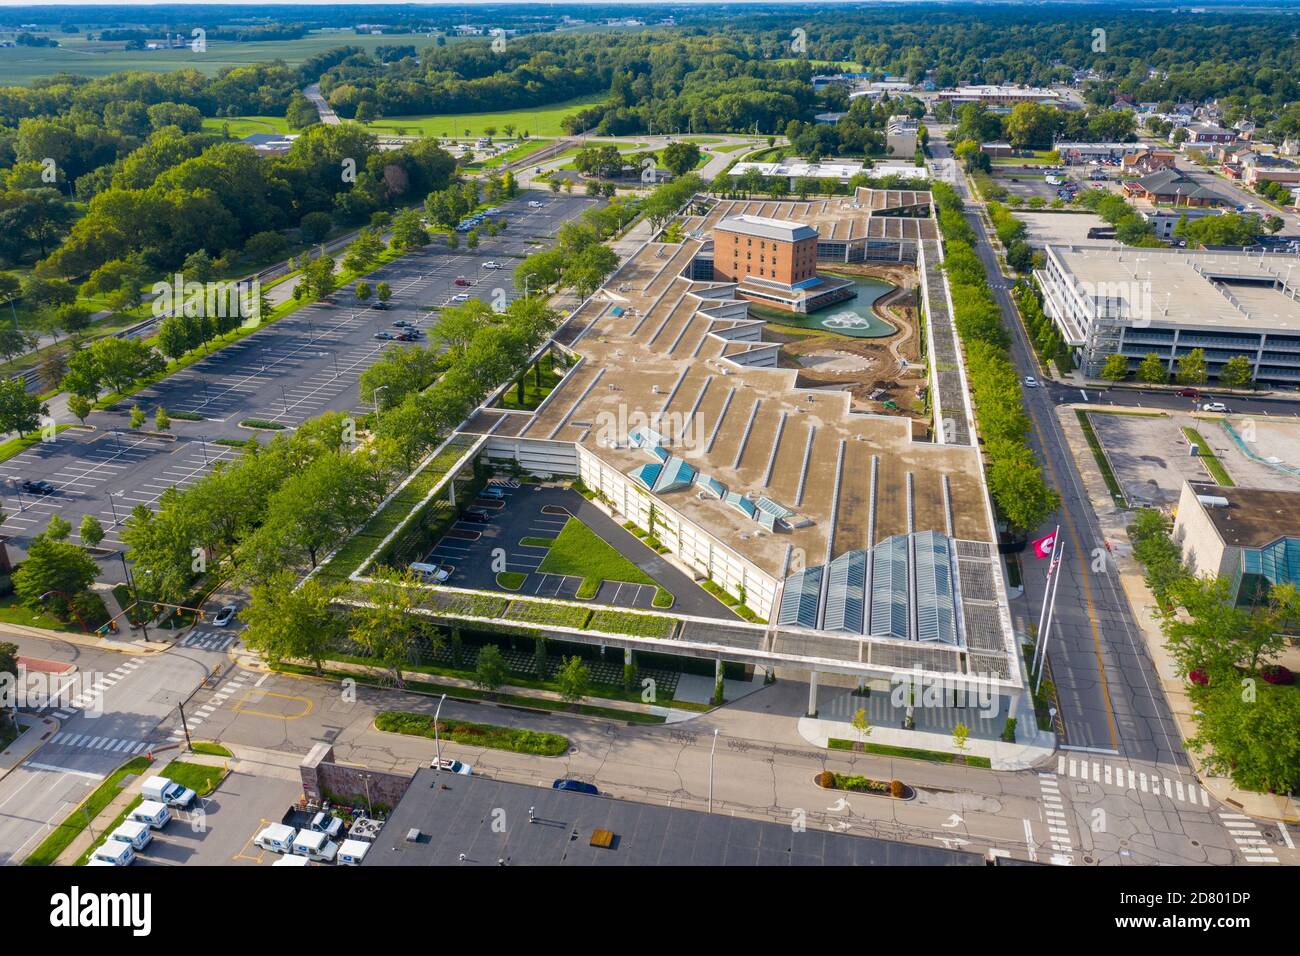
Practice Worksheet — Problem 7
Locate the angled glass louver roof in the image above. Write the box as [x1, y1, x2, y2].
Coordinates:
[913, 530, 957, 645]
[778, 565, 823, 629]
[724, 491, 758, 518]
[870, 535, 910, 641]
[823, 549, 867, 634]
[696, 474, 727, 499]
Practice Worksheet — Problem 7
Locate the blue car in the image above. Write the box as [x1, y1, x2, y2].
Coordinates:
[552, 779, 599, 795]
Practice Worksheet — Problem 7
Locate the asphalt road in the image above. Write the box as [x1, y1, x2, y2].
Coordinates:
[3, 191, 598, 560]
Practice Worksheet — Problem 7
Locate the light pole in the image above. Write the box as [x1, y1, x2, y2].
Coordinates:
[707, 728, 719, 813]
[373, 384, 389, 417]
[433, 693, 447, 771]
[280, 384, 289, 415]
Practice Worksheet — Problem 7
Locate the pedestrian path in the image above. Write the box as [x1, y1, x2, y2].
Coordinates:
[49, 732, 150, 755]
[177, 629, 236, 652]
[1218, 812, 1279, 865]
[168, 668, 260, 743]
[1038, 773, 1075, 866]
[44, 659, 143, 720]
[1057, 755, 1210, 808]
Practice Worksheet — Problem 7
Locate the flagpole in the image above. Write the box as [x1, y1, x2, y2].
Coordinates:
[1035, 545, 1065, 692]
[1031, 524, 1060, 676]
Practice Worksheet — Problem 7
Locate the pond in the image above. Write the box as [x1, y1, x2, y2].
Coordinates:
[748, 274, 897, 338]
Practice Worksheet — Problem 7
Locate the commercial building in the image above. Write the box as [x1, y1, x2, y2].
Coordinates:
[886, 116, 919, 158]
[450, 186, 1024, 716]
[365, 770, 984, 866]
[1136, 205, 1223, 240]
[1056, 142, 1146, 164]
[1183, 123, 1238, 145]
[935, 85, 1059, 109]
[711, 214, 854, 313]
[1119, 149, 1177, 176]
[1173, 481, 1300, 606]
[1122, 169, 1231, 207]
[1035, 243, 1300, 383]
[728, 159, 865, 186]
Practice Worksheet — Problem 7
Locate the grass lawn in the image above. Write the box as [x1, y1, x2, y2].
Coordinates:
[363, 93, 609, 139]
[827, 738, 993, 768]
[0, 601, 84, 633]
[200, 115, 291, 138]
[375, 711, 569, 756]
[189, 741, 233, 757]
[159, 759, 227, 796]
[0, 425, 75, 465]
[1182, 427, 1234, 486]
[24, 756, 152, 866]
[466, 138, 553, 171]
[496, 571, 527, 590]
[498, 352, 564, 411]
[538, 517, 672, 606]
[1075, 410, 1128, 508]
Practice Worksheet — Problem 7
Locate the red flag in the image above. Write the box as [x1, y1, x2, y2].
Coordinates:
[1032, 531, 1057, 559]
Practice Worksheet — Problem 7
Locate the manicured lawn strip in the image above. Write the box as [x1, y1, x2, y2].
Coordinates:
[418, 588, 510, 619]
[518, 537, 554, 549]
[0, 425, 75, 464]
[828, 738, 992, 768]
[23, 756, 152, 866]
[1075, 409, 1127, 508]
[74, 795, 143, 866]
[1182, 427, 1234, 486]
[363, 94, 609, 138]
[496, 571, 527, 590]
[214, 437, 255, 448]
[537, 516, 677, 608]
[189, 741, 233, 757]
[586, 609, 675, 639]
[0, 601, 84, 632]
[503, 599, 591, 629]
[274, 662, 665, 724]
[699, 579, 764, 623]
[498, 354, 565, 411]
[375, 710, 568, 756]
[240, 418, 287, 430]
[160, 759, 226, 796]
[200, 115, 290, 137]
[168, 410, 204, 421]
[467, 138, 554, 171]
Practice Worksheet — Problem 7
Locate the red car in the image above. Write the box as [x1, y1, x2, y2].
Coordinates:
[454, 277, 471, 287]
[1176, 388, 1200, 399]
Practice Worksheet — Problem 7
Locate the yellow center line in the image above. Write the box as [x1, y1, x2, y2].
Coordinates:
[1032, 420, 1121, 753]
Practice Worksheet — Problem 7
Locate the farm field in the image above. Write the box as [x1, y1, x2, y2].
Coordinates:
[0, 32, 454, 84]
[362, 93, 609, 139]
[200, 115, 291, 137]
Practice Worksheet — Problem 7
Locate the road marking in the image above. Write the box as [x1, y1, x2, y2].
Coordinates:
[1219, 813, 1279, 864]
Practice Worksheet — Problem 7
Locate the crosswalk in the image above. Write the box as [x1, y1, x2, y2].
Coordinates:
[177, 629, 236, 652]
[1037, 773, 1075, 865]
[168, 668, 260, 743]
[44, 659, 143, 720]
[1057, 755, 1210, 808]
[49, 732, 150, 755]
[1219, 813, 1280, 865]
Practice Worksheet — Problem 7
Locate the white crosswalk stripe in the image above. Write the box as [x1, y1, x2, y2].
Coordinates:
[1057, 756, 1209, 807]
[168, 669, 256, 741]
[51, 732, 149, 754]
[178, 629, 235, 652]
[42, 659, 142, 719]
[1219, 813, 1279, 864]
[1038, 774, 1074, 866]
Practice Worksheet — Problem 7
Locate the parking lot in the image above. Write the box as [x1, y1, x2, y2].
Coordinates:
[128, 771, 304, 867]
[424, 483, 732, 618]
[2, 191, 597, 559]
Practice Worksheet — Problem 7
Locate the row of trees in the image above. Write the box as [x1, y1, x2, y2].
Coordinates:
[932, 182, 1060, 534]
[1100, 347, 1254, 389]
[1128, 510, 1300, 795]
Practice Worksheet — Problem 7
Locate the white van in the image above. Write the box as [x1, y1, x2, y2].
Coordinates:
[142, 774, 196, 809]
[130, 800, 171, 830]
[337, 839, 370, 866]
[310, 812, 343, 838]
[92, 840, 135, 866]
[292, 829, 339, 862]
[254, 823, 297, 854]
[409, 561, 450, 584]
[273, 854, 311, 866]
[109, 820, 152, 851]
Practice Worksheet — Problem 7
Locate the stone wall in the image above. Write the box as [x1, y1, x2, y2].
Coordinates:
[299, 743, 412, 812]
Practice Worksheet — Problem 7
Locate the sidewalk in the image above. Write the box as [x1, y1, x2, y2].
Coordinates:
[0, 714, 58, 781]
[0, 616, 171, 656]
[1056, 404, 1300, 822]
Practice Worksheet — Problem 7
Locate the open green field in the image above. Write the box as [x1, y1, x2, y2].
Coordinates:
[0, 32, 455, 84]
[200, 115, 291, 138]
[363, 93, 609, 140]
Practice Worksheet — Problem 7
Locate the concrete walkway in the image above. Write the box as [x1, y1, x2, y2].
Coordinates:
[1057, 403, 1300, 821]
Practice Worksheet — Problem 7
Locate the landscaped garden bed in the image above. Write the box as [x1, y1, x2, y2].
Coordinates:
[375, 710, 569, 756]
[827, 738, 992, 768]
[814, 770, 913, 800]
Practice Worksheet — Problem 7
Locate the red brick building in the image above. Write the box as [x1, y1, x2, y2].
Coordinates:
[712, 215, 852, 313]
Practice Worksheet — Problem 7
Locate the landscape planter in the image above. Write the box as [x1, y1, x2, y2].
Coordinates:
[814, 771, 914, 801]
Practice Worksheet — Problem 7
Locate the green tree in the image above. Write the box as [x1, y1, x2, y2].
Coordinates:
[79, 514, 104, 548]
[952, 722, 971, 750]
[1100, 353, 1129, 382]
[375, 281, 392, 305]
[474, 643, 508, 694]
[154, 405, 170, 432]
[354, 281, 371, 304]
[68, 393, 92, 425]
[555, 655, 591, 706]
[1186, 680, 1300, 794]
[389, 208, 428, 250]
[129, 404, 146, 430]
[0, 377, 47, 437]
[1177, 348, 1208, 386]
[243, 571, 344, 674]
[345, 570, 428, 687]
[12, 518, 100, 620]
[1218, 355, 1253, 388]
[1137, 352, 1169, 384]
[851, 707, 872, 749]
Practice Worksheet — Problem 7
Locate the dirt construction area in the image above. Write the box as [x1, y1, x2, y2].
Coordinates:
[771, 263, 928, 432]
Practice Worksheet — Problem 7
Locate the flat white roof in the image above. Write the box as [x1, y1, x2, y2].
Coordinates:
[729, 158, 864, 180]
[869, 165, 930, 181]
[715, 214, 818, 242]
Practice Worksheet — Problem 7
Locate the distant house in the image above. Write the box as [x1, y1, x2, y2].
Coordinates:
[1183, 123, 1237, 146]
[885, 115, 919, 157]
[1120, 149, 1177, 176]
[1122, 169, 1230, 207]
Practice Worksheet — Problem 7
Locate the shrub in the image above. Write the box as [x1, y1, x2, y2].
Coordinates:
[889, 779, 905, 799]
[815, 770, 835, 789]
[1001, 717, 1018, 743]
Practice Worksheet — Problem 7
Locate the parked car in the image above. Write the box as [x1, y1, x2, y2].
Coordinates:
[373, 300, 390, 310]
[452, 293, 471, 302]
[454, 277, 472, 286]
[432, 758, 472, 775]
[254, 823, 297, 854]
[130, 800, 171, 830]
[291, 829, 338, 863]
[410, 561, 451, 584]
[392, 319, 415, 328]
[528, 200, 543, 208]
[92, 840, 135, 866]
[397, 331, 419, 342]
[142, 775, 196, 809]
[482, 261, 502, 270]
[1201, 402, 1230, 413]
[374, 330, 397, 340]
[461, 508, 491, 523]
[338, 839, 370, 866]
[552, 779, 599, 795]
[109, 820, 153, 851]
[479, 486, 506, 500]
[212, 605, 237, 627]
[1176, 388, 1200, 399]
[309, 812, 343, 838]
[20, 479, 55, 495]
[1023, 376, 1040, 388]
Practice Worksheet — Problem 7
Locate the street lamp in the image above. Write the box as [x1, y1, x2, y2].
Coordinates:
[280, 384, 289, 416]
[432, 693, 447, 771]
[373, 384, 389, 417]
[197, 435, 209, 465]
[707, 728, 719, 813]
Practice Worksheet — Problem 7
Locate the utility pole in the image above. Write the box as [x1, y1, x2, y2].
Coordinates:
[708, 728, 719, 812]
[177, 701, 193, 751]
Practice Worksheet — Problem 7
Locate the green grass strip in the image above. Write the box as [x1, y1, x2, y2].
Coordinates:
[376, 710, 568, 756]
[24, 756, 152, 866]
[1075, 409, 1127, 507]
[1181, 427, 1234, 486]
